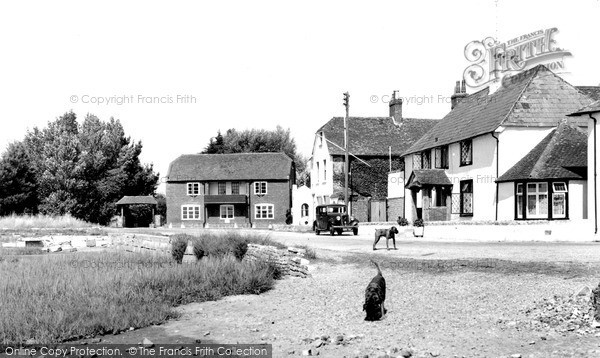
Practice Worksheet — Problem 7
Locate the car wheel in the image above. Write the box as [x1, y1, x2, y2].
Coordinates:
[336, 229, 343, 235]
[353, 228, 358, 236]
[315, 229, 320, 235]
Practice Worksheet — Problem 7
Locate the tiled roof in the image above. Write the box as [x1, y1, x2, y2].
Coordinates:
[404, 65, 594, 155]
[116, 196, 158, 205]
[496, 122, 587, 182]
[576, 86, 600, 101]
[167, 153, 293, 181]
[569, 99, 600, 116]
[317, 117, 438, 156]
[405, 169, 452, 189]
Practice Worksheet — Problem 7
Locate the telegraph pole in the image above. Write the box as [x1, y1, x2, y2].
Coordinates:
[343, 92, 350, 208]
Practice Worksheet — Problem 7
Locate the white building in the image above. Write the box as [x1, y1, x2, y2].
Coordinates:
[402, 65, 596, 222]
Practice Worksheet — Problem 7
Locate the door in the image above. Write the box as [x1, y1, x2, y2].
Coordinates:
[370, 200, 386, 222]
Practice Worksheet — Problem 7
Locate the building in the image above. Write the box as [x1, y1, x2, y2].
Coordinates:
[402, 65, 597, 222]
[166, 153, 295, 228]
[311, 92, 437, 222]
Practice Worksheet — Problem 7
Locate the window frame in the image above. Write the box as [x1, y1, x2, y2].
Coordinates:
[219, 205, 234, 219]
[412, 153, 422, 170]
[301, 203, 309, 217]
[181, 205, 201, 220]
[186, 182, 200, 196]
[421, 150, 431, 169]
[435, 145, 449, 169]
[459, 179, 473, 216]
[218, 182, 226, 195]
[255, 204, 274, 219]
[460, 139, 473, 166]
[231, 181, 240, 195]
[254, 182, 268, 195]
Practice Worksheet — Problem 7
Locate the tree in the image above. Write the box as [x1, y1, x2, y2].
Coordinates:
[12, 111, 159, 225]
[0, 141, 38, 215]
[203, 131, 224, 154]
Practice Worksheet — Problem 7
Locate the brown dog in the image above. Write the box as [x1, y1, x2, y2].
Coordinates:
[363, 260, 386, 321]
[373, 226, 399, 250]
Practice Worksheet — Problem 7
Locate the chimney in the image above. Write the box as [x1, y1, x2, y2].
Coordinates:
[450, 80, 467, 110]
[389, 90, 403, 124]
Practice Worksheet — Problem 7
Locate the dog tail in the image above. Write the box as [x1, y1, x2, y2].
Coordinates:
[370, 259, 382, 275]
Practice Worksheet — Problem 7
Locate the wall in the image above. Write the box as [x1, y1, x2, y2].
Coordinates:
[497, 182, 515, 220]
[570, 180, 587, 220]
[166, 182, 205, 227]
[311, 133, 334, 207]
[387, 197, 404, 222]
[292, 185, 314, 226]
[250, 180, 292, 228]
[588, 115, 599, 234]
[497, 127, 554, 175]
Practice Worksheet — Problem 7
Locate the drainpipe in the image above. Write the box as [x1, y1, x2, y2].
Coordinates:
[491, 132, 499, 221]
[591, 114, 598, 234]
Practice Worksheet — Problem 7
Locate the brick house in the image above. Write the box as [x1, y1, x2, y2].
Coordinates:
[166, 153, 295, 228]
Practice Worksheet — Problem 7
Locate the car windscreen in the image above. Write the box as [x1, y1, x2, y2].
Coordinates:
[327, 207, 346, 213]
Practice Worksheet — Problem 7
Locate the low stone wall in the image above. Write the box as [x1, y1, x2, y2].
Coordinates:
[111, 233, 171, 256]
[243, 244, 310, 278]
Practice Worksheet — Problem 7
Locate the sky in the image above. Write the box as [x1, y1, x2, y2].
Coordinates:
[0, 0, 599, 193]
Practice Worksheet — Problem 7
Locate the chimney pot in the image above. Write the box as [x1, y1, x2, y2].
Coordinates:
[451, 79, 467, 110]
[389, 91, 403, 124]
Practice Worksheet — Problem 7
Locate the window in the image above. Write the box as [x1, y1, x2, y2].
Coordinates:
[553, 182, 567, 193]
[435, 145, 449, 169]
[319, 131, 324, 146]
[460, 139, 473, 166]
[451, 193, 461, 214]
[316, 162, 320, 182]
[552, 182, 567, 219]
[301, 204, 309, 217]
[526, 182, 548, 218]
[255, 204, 274, 219]
[459, 180, 473, 216]
[254, 182, 267, 195]
[516, 183, 523, 219]
[187, 183, 200, 196]
[422, 151, 431, 169]
[181, 205, 201, 220]
[323, 160, 327, 182]
[220, 205, 234, 219]
[218, 182, 226, 195]
[231, 182, 240, 195]
[413, 153, 422, 170]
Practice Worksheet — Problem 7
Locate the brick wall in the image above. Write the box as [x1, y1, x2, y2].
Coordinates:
[166, 182, 205, 227]
[250, 180, 292, 228]
[351, 197, 369, 222]
[387, 197, 404, 222]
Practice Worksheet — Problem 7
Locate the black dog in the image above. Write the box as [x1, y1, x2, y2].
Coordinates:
[363, 260, 386, 321]
[373, 226, 399, 250]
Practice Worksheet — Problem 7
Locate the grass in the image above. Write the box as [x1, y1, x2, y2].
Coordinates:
[0, 250, 279, 345]
[0, 214, 92, 229]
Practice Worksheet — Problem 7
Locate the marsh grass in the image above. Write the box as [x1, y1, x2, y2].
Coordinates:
[0, 214, 92, 229]
[0, 251, 277, 345]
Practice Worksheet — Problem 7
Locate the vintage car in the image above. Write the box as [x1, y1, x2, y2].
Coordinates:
[313, 204, 359, 236]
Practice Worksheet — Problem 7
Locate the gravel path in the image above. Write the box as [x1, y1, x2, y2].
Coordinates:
[100, 249, 600, 358]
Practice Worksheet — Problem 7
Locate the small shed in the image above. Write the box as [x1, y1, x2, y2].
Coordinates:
[115, 196, 159, 228]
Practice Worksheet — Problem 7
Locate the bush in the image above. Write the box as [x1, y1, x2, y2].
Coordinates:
[170, 234, 190, 264]
[397, 217, 409, 226]
[413, 218, 424, 227]
[295, 244, 317, 260]
[190, 232, 286, 261]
